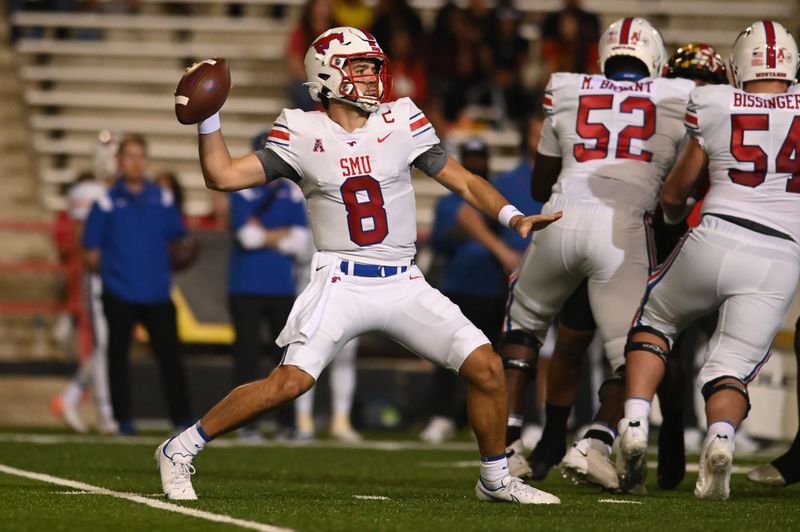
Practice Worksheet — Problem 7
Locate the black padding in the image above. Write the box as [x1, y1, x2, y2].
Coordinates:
[701, 376, 751, 417]
[500, 330, 539, 350]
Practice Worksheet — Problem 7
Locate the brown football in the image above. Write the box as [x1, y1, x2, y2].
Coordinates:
[174, 58, 231, 125]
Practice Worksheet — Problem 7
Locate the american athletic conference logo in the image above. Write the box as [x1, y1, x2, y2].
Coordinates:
[313, 139, 325, 152]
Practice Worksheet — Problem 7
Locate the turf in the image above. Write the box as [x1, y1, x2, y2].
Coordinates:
[0, 433, 798, 531]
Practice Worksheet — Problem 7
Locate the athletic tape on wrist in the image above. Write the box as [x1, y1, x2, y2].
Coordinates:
[198, 112, 221, 135]
[498, 205, 524, 229]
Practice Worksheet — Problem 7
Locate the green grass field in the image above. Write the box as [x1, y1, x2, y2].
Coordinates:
[0, 432, 798, 531]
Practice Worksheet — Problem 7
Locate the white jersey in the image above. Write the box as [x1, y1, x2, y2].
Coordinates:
[538, 73, 694, 211]
[265, 97, 439, 265]
[688, 84, 800, 242]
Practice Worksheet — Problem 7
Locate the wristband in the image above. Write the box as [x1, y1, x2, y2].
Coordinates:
[498, 205, 524, 229]
[198, 112, 221, 135]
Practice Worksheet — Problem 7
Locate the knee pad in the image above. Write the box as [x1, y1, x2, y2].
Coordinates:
[500, 330, 539, 351]
[502, 357, 537, 379]
[625, 325, 670, 365]
[701, 376, 751, 417]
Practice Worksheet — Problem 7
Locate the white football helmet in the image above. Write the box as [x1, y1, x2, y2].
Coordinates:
[599, 17, 666, 78]
[730, 21, 799, 88]
[304, 26, 391, 113]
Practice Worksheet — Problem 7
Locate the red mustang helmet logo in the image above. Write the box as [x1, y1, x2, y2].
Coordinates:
[314, 33, 345, 54]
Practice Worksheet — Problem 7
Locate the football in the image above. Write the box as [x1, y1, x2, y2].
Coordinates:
[174, 58, 231, 125]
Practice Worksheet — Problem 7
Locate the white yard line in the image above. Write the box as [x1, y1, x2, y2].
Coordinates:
[598, 499, 642, 504]
[419, 461, 753, 474]
[353, 495, 390, 500]
[0, 463, 292, 532]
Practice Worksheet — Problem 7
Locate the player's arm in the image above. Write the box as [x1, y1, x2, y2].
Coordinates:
[433, 154, 562, 238]
[660, 137, 708, 224]
[457, 205, 521, 273]
[198, 131, 267, 192]
[531, 152, 562, 203]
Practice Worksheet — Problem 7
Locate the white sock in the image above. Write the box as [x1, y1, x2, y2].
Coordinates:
[166, 422, 211, 458]
[331, 340, 357, 416]
[705, 421, 736, 450]
[479, 454, 509, 490]
[624, 398, 652, 421]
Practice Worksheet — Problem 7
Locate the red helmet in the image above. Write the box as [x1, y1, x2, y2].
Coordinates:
[666, 43, 728, 84]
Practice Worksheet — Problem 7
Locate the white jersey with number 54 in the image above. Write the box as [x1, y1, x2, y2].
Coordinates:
[538, 73, 694, 211]
[264, 97, 439, 265]
[687, 84, 800, 242]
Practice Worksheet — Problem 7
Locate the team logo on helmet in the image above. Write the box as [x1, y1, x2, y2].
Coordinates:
[313, 32, 345, 55]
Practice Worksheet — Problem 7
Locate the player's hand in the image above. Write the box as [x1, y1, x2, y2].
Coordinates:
[510, 211, 563, 239]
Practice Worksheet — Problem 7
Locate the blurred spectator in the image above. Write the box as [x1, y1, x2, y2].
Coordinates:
[487, 4, 533, 126]
[370, 0, 424, 57]
[82, 134, 192, 435]
[428, 2, 492, 124]
[287, 0, 334, 111]
[332, 0, 372, 29]
[154, 170, 201, 270]
[50, 172, 116, 435]
[420, 139, 507, 443]
[540, 0, 601, 85]
[388, 29, 428, 104]
[227, 134, 311, 440]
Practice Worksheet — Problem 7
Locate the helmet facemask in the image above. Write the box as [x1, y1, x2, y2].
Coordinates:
[328, 53, 392, 112]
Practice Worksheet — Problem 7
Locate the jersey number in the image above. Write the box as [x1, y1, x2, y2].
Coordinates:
[729, 114, 800, 193]
[340, 175, 389, 246]
[574, 95, 656, 163]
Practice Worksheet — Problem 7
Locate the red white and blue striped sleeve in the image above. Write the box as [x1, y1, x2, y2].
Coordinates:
[405, 99, 440, 163]
[684, 98, 700, 137]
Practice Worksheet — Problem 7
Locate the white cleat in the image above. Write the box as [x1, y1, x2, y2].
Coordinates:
[747, 464, 787, 487]
[330, 415, 362, 443]
[505, 439, 534, 479]
[695, 435, 733, 500]
[155, 439, 198, 501]
[560, 437, 619, 490]
[475, 475, 560, 504]
[50, 397, 88, 434]
[419, 416, 457, 444]
[617, 418, 648, 494]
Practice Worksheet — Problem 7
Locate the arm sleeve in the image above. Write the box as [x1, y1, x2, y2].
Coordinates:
[80, 201, 108, 249]
[405, 98, 441, 164]
[537, 116, 561, 157]
[255, 110, 304, 183]
[412, 143, 448, 177]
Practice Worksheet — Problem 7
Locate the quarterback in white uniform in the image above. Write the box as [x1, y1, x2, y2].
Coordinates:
[155, 27, 562, 504]
[500, 17, 693, 490]
[618, 21, 800, 501]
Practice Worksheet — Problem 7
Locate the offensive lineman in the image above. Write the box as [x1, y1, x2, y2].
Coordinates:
[618, 20, 800, 500]
[499, 17, 693, 492]
[155, 27, 562, 504]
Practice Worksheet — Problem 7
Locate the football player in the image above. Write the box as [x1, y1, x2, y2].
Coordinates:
[499, 17, 694, 492]
[156, 27, 562, 504]
[618, 21, 800, 500]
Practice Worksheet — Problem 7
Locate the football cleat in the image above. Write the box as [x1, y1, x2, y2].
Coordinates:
[155, 438, 198, 501]
[330, 414, 362, 443]
[695, 434, 733, 500]
[617, 418, 648, 494]
[475, 475, 560, 504]
[747, 463, 787, 487]
[50, 396, 88, 434]
[560, 437, 619, 490]
[505, 439, 534, 479]
[419, 416, 457, 445]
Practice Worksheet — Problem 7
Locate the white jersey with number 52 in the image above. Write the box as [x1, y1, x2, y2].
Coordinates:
[538, 73, 694, 211]
[264, 97, 439, 265]
[688, 84, 800, 242]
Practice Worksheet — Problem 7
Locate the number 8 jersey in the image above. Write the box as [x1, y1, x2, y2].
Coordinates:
[259, 97, 439, 265]
[689, 84, 800, 243]
[538, 73, 694, 211]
